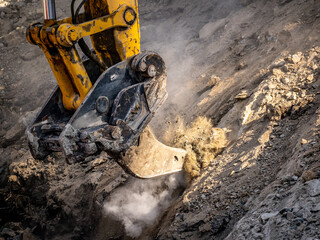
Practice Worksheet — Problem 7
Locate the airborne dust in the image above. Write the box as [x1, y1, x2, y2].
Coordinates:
[104, 173, 186, 237]
[101, 1, 236, 237]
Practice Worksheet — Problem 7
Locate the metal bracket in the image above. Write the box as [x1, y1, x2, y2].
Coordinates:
[56, 5, 136, 47]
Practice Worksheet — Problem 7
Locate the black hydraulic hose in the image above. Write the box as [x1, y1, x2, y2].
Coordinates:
[71, 0, 107, 70]
[71, 0, 76, 20]
[74, 0, 87, 21]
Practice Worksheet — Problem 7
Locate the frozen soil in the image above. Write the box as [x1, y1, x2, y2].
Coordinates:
[1, 0, 320, 239]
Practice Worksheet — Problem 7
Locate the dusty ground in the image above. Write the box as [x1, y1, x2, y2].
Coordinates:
[1, 0, 320, 239]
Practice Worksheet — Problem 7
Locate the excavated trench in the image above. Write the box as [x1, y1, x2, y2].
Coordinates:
[94, 174, 187, 239]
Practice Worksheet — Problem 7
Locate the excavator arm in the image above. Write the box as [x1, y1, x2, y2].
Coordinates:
[25, 0, 186, 178]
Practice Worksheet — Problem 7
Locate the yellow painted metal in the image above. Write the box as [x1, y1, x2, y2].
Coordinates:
[26, 0, 140, 111]
[109, 0, 140, 60]
[56, 5, 131, 47]
[84, 0, 140, 66]
[56, 46, 92, 101]
[27, 24, 81, 110]
[46, 27, 92, 103]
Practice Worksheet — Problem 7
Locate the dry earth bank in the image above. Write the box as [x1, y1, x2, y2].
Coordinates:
[0, 0, 320, 239]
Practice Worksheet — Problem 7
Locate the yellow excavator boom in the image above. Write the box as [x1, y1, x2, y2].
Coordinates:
[25, 0, 186, 178]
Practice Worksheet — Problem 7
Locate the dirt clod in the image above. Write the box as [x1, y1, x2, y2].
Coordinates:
[173, 117, 227, 178]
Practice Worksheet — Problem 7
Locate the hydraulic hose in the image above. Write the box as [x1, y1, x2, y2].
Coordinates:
[71, 0, 107, 70]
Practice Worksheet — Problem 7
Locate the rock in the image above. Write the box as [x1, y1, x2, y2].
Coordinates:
[301, 139, 308, 145]
[280, 208, 293, 216]
[3, 110, 38, 145]
[183, 211, 207, 229]
[199, 222, 211, 233]
[292, 54, 301, 64]
[286, 211, 294, 220]
[210, 215, 228, 234]
[306, 179, 320, 197]
[268, 83, 276, 89]
[307, 75, 314, 81]
[206, 75, 220, 87]
[235, 90, 250, 99]
[292, 175, 298, 181]
[272, 68, 283, 76]
[1, 228, 16, 237]
[6, 222, 23, 232]
[4, 122, 24, 144]
[236, 61, 247, 70]
[22, 110, 38, 127]
[260, 212, 278, 223]
[270, 61, 286, 70]
[302, 170, 317, 182]
[281, 77, 290, 84]
[8, 175, 21, 190]
[311, 203, 320, 212]
[175, 213, 184, 221]
[251, 231, 264, 239]
[292, 87, 300, 92]
[282, 64, 290, 72]
[0, 11, 5, 19]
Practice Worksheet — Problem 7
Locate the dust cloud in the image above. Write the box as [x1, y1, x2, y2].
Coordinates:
[102, 12, 197, 238]
[140, 0, 244, 97]
[104, 173, 186, 238]
[140, 0, 246, 138]
[106, 0, 239, 237]
[143, 26, 197, 100]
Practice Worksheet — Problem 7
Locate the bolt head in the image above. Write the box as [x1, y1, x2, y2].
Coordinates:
[147, 65, 157, 77]
[124, 8, 136, 25]
[139, 61, 147, 72]
[96, 96, 110, 114]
